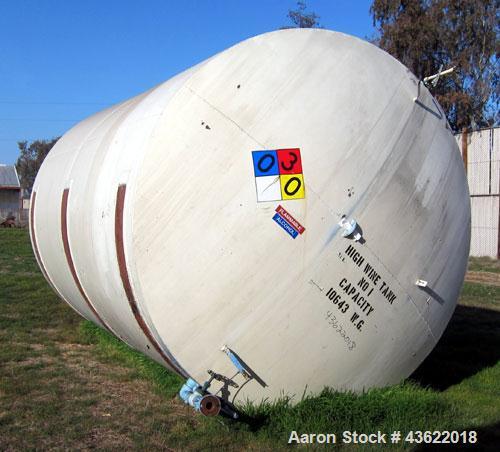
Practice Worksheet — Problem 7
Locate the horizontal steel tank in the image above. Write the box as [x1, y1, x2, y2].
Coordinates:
[30, 29, 470, 404]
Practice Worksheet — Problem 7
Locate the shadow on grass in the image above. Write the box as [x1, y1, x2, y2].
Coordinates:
[411, 305, 500, 390]
[235, 304, 500, 435]
[232, 411, 268, 432]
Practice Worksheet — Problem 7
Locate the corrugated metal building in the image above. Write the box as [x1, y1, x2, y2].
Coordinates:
[456, 127, 499, 258]
[0, 164, 21, 225]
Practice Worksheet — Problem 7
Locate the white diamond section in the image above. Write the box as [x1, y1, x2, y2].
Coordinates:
[255, 175, 281, 202]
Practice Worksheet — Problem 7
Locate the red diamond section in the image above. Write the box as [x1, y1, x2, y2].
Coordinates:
[277, 148, 302, 175]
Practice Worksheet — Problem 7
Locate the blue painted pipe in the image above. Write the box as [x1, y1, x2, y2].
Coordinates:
[179, 378, 203, 411]
[179, 378, 221, 416]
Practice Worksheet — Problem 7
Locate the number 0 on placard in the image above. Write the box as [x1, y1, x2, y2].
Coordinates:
[252, 148, 305, 202]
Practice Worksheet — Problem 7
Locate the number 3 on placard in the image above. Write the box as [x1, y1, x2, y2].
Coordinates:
[277, 149, 303, 175]
[281, 151, 298, 171]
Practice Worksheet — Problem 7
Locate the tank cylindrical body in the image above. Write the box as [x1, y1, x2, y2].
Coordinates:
[30, 29, 470, 404]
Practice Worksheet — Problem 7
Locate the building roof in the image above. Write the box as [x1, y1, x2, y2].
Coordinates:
[0, 165, 20, 188]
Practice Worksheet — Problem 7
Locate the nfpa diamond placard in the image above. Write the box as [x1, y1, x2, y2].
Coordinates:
[252, 148, 305, 202]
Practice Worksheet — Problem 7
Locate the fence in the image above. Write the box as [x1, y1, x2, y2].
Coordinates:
[455, 126, 499, 258]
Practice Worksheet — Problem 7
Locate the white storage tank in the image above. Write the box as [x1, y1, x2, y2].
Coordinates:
[30, 29, 470, 405]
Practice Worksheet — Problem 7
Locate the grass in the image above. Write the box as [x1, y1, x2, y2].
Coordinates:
[460, 282, 500, 307]
[1, 228, 499, 450]
[468, 256, 500, 274]
[79, 321, 184, 399]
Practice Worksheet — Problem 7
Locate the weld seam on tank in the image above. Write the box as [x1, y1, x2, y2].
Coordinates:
[350, 108, 444, 339]
[30, 191, 69, 305]
[362, 241, 438, 342]
[114, 183, 188, 378]
[60, 187, 113, 332]
[29, 192, 50, 281]
[322, 80, 415, 248]
[185, 86, 266, 148]
[31, 190, 90, 321]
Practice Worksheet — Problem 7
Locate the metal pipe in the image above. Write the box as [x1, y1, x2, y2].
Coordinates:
[423, 66, 456, 84]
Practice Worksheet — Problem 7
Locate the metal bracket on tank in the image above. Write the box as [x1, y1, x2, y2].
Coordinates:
[205, 369, 239, 389]
[178, 345, 265, 420]
[413, 66, 455, 101]
[221, 344, 251, 380]
[338, 216, 362, 242]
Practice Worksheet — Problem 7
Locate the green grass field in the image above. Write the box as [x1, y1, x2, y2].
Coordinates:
[1, 228, 499, 450]
[467, 256, 500, 274]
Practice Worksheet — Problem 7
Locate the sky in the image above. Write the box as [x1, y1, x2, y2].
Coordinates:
[0, 0, 374, 165]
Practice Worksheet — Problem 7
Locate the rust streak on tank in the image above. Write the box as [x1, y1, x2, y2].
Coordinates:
[115, 184, 186, 377]
[61, 188, 111, 332]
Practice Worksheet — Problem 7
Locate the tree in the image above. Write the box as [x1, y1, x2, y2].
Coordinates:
[15, 138, 59, 193]
[370, 0, 499, 132]
[285, 1, 321, 28]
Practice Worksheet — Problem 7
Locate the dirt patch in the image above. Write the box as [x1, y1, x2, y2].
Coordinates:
[30, 343, 46, 351]
[465, 271, 500, 287]
[6, 355, 55, 368]
[56, 342, 198, 449]
[1, 336, 200, 450]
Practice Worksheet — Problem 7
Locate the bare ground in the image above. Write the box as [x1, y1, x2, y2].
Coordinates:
[465, 271, 500, 287]
[0, 341, 201, 451]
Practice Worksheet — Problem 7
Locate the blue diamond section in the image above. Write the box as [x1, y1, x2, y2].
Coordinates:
[252, 150, 279, 177]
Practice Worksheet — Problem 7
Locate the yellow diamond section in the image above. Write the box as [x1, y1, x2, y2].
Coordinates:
[280, 174, 305, 200]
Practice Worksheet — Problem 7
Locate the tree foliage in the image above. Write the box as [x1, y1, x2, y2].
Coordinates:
[371, 0, 499, 131]
[285, 1, 321, 28]
[15, 138, 59, 192]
